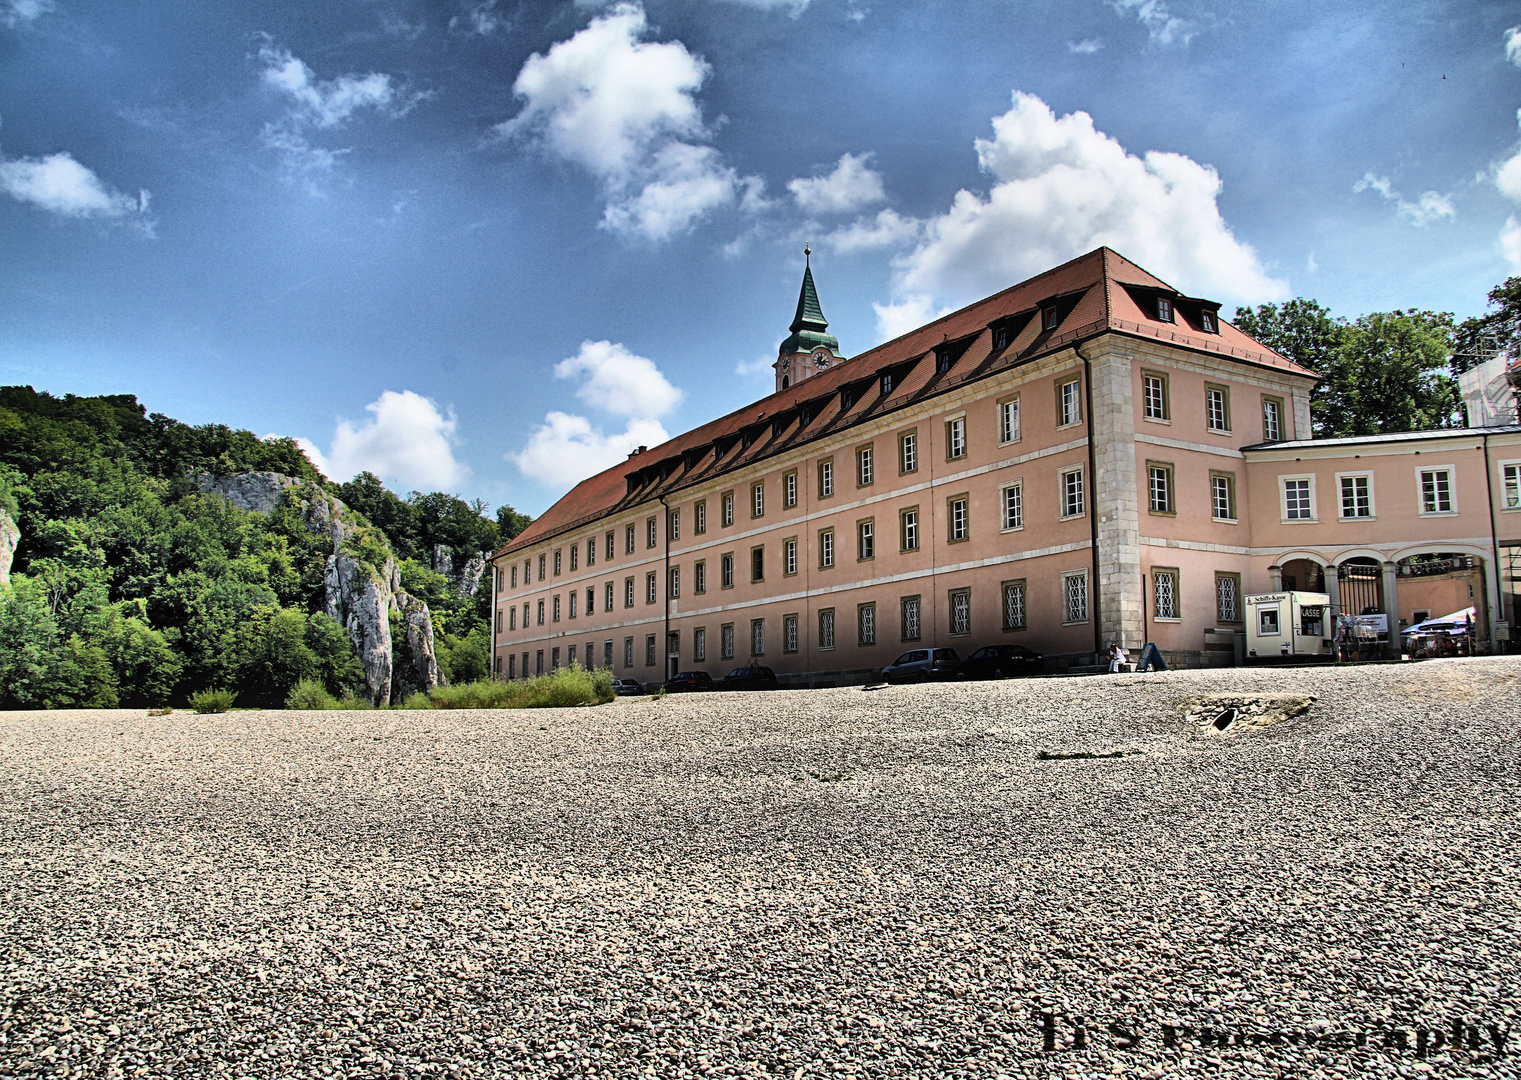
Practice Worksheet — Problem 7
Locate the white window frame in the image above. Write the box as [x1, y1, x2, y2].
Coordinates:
[752, 482, 764, 518]
[721, 492, 734, 527]
[1147, 464, 1173, 514]
[1336, 472, 1375, 521]
[948, 496, 969, 542]
[783, 538, 798, 576]
[946, 415, 967, 460]
[901, 508, 919, 551]
[1280, 474, 1317, 523]
[818, 609, 835, 650]
[605, 582, 614, 612]
[1060, 467, 1086, 520]
[1417, 465, 1457, 516]
[1000, 480, 1024, 532]
[819, 529, 834, 568]
[1205, 384, 1231, 434]
[1058, 378, 1082, 428]
[783, 614, 798, 653]
[948, 589, 971, 637]
[1262, 397, 1283, 442]
[998, 396, 1021, 445]
[1210, 472, 1237, 523]
[1141, 372, 1169, 423]
[695, 500, 707, 533]
[1002, 579, 1026, 631]
[857, 445, 874, 486]
[819, 459, 834, 498]
[1501, 460, 1521, 511]
[720, 623, 734, 660]
[750, 618, 765, 657]
[901, 595, 921, 641]
[1152, 568, 1180, 622]
[857, 603, 876, 646]
[900, 431, 917, 474]
[1061, 570, 1090, 625]
[783, 470, 797, 508]
[694, 627, 706, 662]
[858, 520, 875, 560]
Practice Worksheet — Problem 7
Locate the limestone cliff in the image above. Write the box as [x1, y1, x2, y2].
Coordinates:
[199, 472, 444, 705]
[431, 543, 492, 599]
[0, 508, 18, 588]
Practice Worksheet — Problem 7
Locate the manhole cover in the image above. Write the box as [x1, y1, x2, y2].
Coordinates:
[1176, 694, 1316, 734]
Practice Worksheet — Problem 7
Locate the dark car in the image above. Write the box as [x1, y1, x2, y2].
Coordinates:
[881, 648, 961, 684]
[611, 677, 645, 696]
[663, 671, 714, 693]
[956, 643, 1045, 680]
[719, 665, 779, 691]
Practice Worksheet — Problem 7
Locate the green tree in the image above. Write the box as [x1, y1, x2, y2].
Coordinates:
[496, 504, 532, 542]
[1453, 276, 1521, 375]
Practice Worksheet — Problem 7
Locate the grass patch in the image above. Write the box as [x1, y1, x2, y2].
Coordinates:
[1036, 749, 1134, 761]
[403, 665, 615, 710]
[189, 689, 236, 714]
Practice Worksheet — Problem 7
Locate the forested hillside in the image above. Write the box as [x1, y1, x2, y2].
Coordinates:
[0, 387, 530, 709]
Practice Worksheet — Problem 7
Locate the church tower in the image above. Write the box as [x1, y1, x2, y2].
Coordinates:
[775, 247, 843, 394]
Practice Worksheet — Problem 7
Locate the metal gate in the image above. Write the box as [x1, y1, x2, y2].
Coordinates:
[1337, 562, 1383, 617]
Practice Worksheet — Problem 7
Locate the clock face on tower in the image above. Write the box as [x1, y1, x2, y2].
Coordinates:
[811, 349, 831, 369]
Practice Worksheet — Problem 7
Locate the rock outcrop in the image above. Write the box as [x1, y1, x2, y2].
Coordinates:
[199, 471, 444, 706]
[0, 508, 18, 588]
[431, 542, 492, 599]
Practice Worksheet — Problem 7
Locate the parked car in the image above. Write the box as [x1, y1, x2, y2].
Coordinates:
[956, 643, 1045, 680]
[611, 677, 645, 696]
[881, 648, 961, 684]
[663, 671, 714, 693]
[719, 665, 779, 691]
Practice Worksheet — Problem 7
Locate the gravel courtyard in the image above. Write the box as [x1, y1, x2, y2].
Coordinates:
[3, 658, 1519, 1079]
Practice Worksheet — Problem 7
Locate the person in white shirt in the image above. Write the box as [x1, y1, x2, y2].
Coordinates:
[1108, 642, 1129, 673]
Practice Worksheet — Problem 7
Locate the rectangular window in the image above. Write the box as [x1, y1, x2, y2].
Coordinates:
[900, 430, 918, 474]
[1002, 579, 1027, 630]
[901, 595, 921, 641]
[721, 553, 734, 588]
[998, 395, 1021, 444]
[695, 500, 707, 533]
[586, 586, 595, 614]
[554, 549, 563, 576]
[1059, 379, 1082, 427]
[1258, 607, 1280, 637]
[818, 459, 834, 498]
[1042, 306, 1058, 331]
[949, 589, 970, 636]
[1062, 468, 1085, 518]
[818, 609, 835, 650]
[857, 445, 874, 486]
[647, 517, 658, 548]
[646, 572, 657, 604]
[948, 495, 969, 542]
[1505, 464, 1521, 509]
[721, 491, 734, 526]
[538, 554, 546, 581]
[750, 546, 764, 582]
[625, 524, 635, 555]
[585, 538, 595, 567]
[946, 417, 966, 459]
[669, 509, 679, 541]
[668, 566, 679, 599]
[605, 582, 614, 612]
[1156, 296, 1173, 322]
[1142, 371, 1169, 421]
[1153, 568, 1179, 620]
[508, 606, 516, 631]
[1063, 570, 1089, 624]
[624, 577, 635, 608]
[1262, 397, 1283, 442]
[719, 623, 734, 660]
[1212, 472, 1237, 521]
[537, 599, 545, 625]
[551, 647, 560, 671]
[783, 614, 798, 653]
[568, 644, 577, 666]
[1215, 573, 1241, 624]
[783, 538, 798, 576]
[496, 608, 503, 634]
[524, 602, 530, 627]
[901, 507, 919, 551]
[510, 565, 518, 588]
[1205, 384, 1231, 433]
[602, 640, 612, 669]
[1283, 478, 1313, 521]
[1339, 475, 1372, 519]
[750, 619, 765, 656]
[857, 602, 876, 646]
[623, 637, 634, 668]
[784, 471, 798, 508]
[1420, 469, 1454, 514]
[645, 635, 656, 667]
[752, 482, 764, 518]
[570, 545, 578, 572]
[1200, 309, 1217, 333]
[819, 529, 835, 568]
[1148, 463, 1174, 514]
[536, 649, 544, 675]
[568, 591, 577, 618]
[606, 532, 614, 561]
[553, 595, 561, 621]
[1001, 482, 1023, 531]
[694, 560, 706, 594]
[505, 655, 512, 678]
[858, 519, 875, 560]
[694, 627, 706, 662]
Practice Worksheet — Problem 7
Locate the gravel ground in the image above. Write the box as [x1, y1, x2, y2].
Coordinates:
[3, 658, 1520, 1079]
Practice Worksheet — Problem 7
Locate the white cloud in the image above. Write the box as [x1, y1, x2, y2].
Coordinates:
[497, 2, 763, 241]
[513, 339, 684, 488]
[1068, 38, 1103, 54]
[553, 339, 683, 418]
[1353, 172, 1455, 226]
[710, 0, 810, 11]
[450, 1, 503, 35]
[735, 354, 773, 376]
[512, 412, 670, 488]
[1502, 217, 1521, 272]
[1110, 0, 1195, 45]
[788, 152, 887, 215]
[299, 390, 467, 490]
[1307, 251, 1318, 273]
[884, 91, 1285, 321]
[872, 295, 953, 343]
[0, 151, 153, 229]
[822, 207, 921, 253]
[2, 0, 53, 27]
[1506, 26, 1521, 68]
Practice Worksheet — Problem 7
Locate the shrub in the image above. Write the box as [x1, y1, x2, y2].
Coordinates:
[189, 688, 236, 714]
[285, 678, 338, 710]
[405, 664, 616, 710]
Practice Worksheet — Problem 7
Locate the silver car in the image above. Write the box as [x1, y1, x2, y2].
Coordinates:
[881, 647, 961, 684]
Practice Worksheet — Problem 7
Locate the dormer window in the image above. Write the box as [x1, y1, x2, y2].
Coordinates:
[1156, 297, 1173, 323]
[1200, 309, 1217, 333]
[994, 327, 1009, 350]
[841, 389, 854, 411]
[936, 350, 951, 374]
[1041, 307, 1058, 331]
[880, 373, 893, 395]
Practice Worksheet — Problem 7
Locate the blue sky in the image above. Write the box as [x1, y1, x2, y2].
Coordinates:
[3, 0, 1520, 516]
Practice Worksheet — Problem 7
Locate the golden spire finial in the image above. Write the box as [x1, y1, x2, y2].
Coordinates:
[804, 243, 811, 264]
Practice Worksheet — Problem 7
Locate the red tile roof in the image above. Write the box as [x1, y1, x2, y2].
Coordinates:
[501, 247, 1314, 556]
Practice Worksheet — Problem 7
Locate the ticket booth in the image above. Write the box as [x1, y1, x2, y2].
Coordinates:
[1245, 591, 1332, 658]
